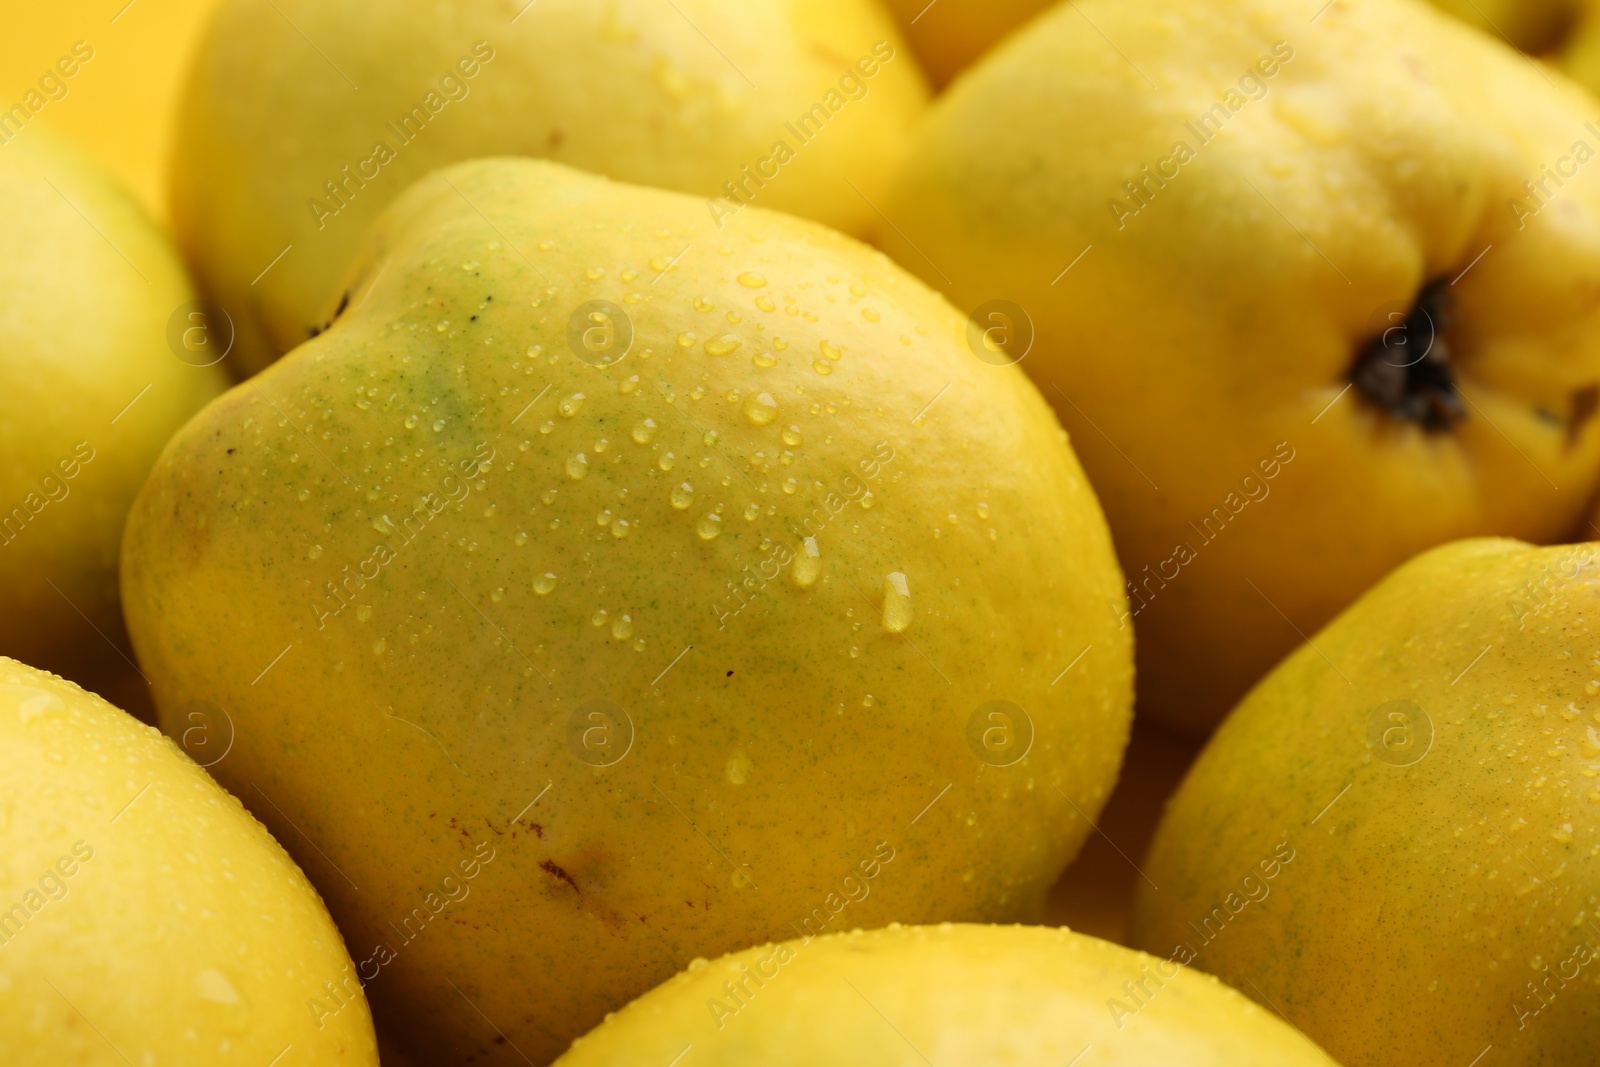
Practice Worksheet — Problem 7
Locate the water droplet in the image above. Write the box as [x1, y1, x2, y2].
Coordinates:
[612, 519, 632, 538]
[432, 419, 446, 432]
[976, 502, 990, 519]
[620, 375, 640, 395]
[586, 266, 605, 280]
[697, 513, 723, 540]
[812, 359, 833, 375]
[534, 574, 557, 595]
[753, 351, 777, 367]
[883, 572, 913, 633]
[404, 414, 420, 430]
[743, 393, 778, 425]
[677, 332, 697, 349]
[542, 489, 559, 505]
[490, 587, 505, 603]
[862, 307, 881, 323]
[705, 334, 743, 357]
[540, 420, 555, 435]
[559, 392, 586, 418]
[743, 502, 761, 521]
[373, 638, 388, 655]
[860, 491, 875, 510]
[782, 477, 798, 494]
[862, 694, 877, 707]
[592, 609, 609, 627]
[703, 429, 719, 447]
[307, 545, 323, 560]
[612, 614, 634, 640]
[514, 531, 528, 546]
[566, 453, 590, 480]
[671, 482, 695, 509]
[594, 437, 610, 453]
[597, 509, 614, 527]
[820, 340, 843, 361]
[693, 295, 715, 312]
[726, 751, 752, 784]
[462, 260, 480, 272]
[659, 452, 677, 471]
[737, 272, 767, 288]
[793, 537, 821, 587]
[631, 418, 658, 444]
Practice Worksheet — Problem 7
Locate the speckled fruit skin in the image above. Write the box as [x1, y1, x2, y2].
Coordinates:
[1132, 538, 1600, 1066]
[0, 658, 377, 1065]
[877, 0, 1600, 734]
[122, 158, 1134, 1065]
[0, 127, 226, 689]
[879, 0, 1056, 87]
[555, 923, 1339, 1065]
[171, 0, 930, 376]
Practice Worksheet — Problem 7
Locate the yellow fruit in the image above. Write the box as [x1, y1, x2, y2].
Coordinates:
[0, 126, 226, 690]
[123, 158, 1133, 1064]
[880, 0, 1056, 87]
[0, 0, 221, 220]
[1132, 538, 1600, 1066]
[0, 657, 378, 1065]
[555, 923, 1340, 1065]
[171, 0, 930, 376]
[1426, 0, 1585, 52]
[877, 0, 1600, 732]
[1423, 0, 1600, 99]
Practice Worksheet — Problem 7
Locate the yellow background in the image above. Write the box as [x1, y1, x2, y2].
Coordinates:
[0, 0, 221, 221]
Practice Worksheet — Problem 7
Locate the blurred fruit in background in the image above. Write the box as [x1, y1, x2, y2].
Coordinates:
[123, 156, 1135, 1064]
[1134, 538, 1600, 1066]
[0, 0, 221, 221]
[554, 924, 1341, 1065]
[0, 127, 226, 701]
[1045, 717, 1202, 946]
[0, 658, 379, 1065]
[1428, 0, 1600, 101]
[1428, 0, 1585, 52]
[879, 0, 1600, 733]
[170, 0, 931, 377]
[880, 0, 1056, 87]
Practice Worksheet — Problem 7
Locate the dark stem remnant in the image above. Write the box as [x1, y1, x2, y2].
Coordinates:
[539, 858, 580, 894]
[306, 291, 352, 340]
[1351, 279, 1465, 432]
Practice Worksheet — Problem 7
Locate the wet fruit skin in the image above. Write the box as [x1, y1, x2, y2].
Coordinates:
[122, 158, 1134, 1065]
[0, 657, 378, 1066]
[554, 923, 1341, 1065]
[0, 126, 226, 692]
[170, 0, 931, 376]
[1133, 539, 1600, 1067]
[876, 0, 1600, 734]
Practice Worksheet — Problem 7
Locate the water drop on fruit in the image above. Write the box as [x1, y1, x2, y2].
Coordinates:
[793, 537, 821, 587]
[883, 571, 913, 633]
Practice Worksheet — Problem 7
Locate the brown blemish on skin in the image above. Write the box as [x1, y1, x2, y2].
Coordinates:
[540, 859, 579, 894]
[1567, 384, 1599, 446]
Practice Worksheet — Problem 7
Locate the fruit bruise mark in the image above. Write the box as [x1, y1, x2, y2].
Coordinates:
[539, 858, 580, 894]
[1568, 385, 1599, 446]
[1350, 279, 1465, 432]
